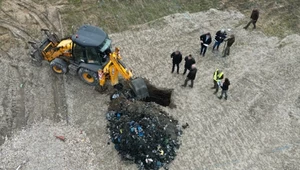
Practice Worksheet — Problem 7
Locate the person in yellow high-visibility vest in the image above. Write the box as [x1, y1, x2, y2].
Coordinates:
[211, 69, 224, 94]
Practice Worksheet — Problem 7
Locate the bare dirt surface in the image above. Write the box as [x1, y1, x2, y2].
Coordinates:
[1, 1, 300, 170]
[0, 120, 98, 170]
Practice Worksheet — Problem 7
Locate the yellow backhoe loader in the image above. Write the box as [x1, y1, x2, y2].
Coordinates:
[28, 25, 149, 99]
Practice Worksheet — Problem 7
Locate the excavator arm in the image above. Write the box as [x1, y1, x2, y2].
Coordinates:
[99, 47, 132, 86]
[98, 48, 149, 99]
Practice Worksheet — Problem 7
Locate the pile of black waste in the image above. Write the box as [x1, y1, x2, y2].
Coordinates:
[106, 97, 182, 170]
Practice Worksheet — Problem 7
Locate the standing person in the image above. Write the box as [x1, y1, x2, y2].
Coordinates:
[212, 29, 227, 51]
[219, 78, 230, 100]
[200, 32, 212, 57]
[170, 51, 182, 74]
[183, 54, 196, 75]
[211, 69, 224, 94]
[222, 34, 235, 57]
[244, 9, 259, 29]
[182, 64, 197, 88]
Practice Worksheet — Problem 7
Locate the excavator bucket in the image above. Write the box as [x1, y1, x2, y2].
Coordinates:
[129, 77, 149, 100]
[28, 41, 45, 63]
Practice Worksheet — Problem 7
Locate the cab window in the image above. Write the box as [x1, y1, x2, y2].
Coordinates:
[86, 47, 101, 64]
[72, 44, 86, 63]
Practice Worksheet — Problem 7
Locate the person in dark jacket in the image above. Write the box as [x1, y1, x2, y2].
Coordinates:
[200, 32, 212, 57]
[182, 64, 197, 88]
[212, 29, 227, 51]
[219, 78, 230, 100]
[244, 9, 259, 29]
[183, 54, 196, 75]
[170, 51, 182, 74]
[222, 34, 235, 57]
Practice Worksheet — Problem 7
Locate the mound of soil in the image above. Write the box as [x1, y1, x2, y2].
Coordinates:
[107, 97, 182, 170]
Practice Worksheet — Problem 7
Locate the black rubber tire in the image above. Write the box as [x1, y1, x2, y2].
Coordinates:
[78, 68, 98, 86]
[50, 58, 68, 74]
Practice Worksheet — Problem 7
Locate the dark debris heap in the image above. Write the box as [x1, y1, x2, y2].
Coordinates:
[107, 97, 182, 170]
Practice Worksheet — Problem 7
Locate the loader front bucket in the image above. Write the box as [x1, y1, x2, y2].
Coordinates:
[28, 29, 60, 63]
[129, 77, 149, 100]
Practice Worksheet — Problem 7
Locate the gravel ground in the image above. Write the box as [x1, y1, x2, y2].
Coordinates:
[0, 1, 300, 169]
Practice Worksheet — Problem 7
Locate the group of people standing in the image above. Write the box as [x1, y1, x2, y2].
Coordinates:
[170, 51, 197, 88]
[199, 29, 235, 57]
[170, 50, 229, 99]
[170, 28, 233, 100]
[170, 9, 259, 100]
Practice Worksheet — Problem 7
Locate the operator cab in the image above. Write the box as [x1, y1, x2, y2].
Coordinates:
[71, 25, 112, 67]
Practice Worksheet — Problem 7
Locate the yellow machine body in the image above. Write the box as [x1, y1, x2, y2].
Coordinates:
[29, 26, 149, 99]
[42, 39, 73, 61]
[98, 47, 133, 86]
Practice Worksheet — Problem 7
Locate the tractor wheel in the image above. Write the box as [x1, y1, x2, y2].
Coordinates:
[50, 58, 68, 74]
[78, 68, 98, 86]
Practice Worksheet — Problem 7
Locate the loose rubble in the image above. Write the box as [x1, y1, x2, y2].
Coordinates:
[107, 97, 182, 170]
[0, 120, 98, 170]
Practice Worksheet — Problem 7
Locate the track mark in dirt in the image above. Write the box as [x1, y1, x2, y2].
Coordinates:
[57, 9, 64, 38]
[0, 84, 10, 145]
[51, 75, 68, 123]
[1, 1, 60, 42]
[0, 50, 34, 67]
[16, 2, 58, 32]
[295, 96, 300, 109]
[247, 96, 266, 124]
[0, 50, 13, 60]
[0, 9, 17, 23]
[0, 51, 28, 145]
[7, 64, 27, 132]
[0, 20, 31, 41]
